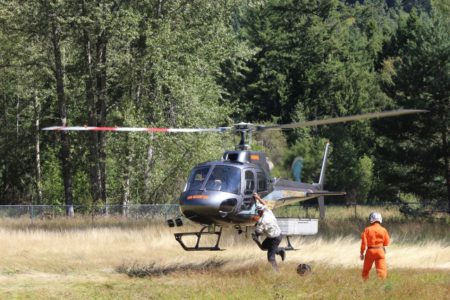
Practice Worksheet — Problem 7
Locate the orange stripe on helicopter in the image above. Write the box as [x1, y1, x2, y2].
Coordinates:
[250, 154, 260, 161]
[187, 195, 209, 200]
[90, 126, 119, 131]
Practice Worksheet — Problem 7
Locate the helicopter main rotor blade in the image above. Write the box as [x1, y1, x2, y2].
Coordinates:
[42, 109, 426, 133]
[41, 126, 231, 133]
[258, 109, 427, 131]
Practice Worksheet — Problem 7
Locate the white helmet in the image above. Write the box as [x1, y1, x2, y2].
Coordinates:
[369, 212, 382, 224]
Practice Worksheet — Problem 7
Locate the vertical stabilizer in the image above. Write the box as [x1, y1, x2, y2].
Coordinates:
[318, 143, 330, 188]
[318, 142, 330, 219]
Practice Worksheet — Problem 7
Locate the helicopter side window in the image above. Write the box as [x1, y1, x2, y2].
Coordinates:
[187, 167, 210, 191]
[244, 170, 255, 195]
[257, 172, 267, 192]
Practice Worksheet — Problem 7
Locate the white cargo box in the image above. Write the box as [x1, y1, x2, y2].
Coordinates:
[277, 218, 318, 235]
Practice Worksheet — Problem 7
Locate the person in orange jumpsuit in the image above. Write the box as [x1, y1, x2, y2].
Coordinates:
[360, 212, 390, 280]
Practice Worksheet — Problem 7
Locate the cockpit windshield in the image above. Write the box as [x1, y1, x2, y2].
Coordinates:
[187, 165, 241, 194]
[204, 165, 241, 194]
[187, 166, 210, 191]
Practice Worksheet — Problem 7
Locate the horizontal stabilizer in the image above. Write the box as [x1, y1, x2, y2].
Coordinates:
[307, 191, 346, 197]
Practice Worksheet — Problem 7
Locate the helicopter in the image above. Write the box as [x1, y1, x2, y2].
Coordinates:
[43, 109, 425, 251]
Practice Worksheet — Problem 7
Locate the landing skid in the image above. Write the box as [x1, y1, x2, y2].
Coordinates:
[174, 225, 223, 251]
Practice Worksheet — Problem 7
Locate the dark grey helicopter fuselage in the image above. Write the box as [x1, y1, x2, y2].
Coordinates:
[178, 150, 332, 226]
[179, 151, 273, 226]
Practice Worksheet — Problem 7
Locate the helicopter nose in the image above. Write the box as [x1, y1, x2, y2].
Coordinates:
[179, 192, 238, 224]
[179, 193, 218, 223]
[180, 204, 218, 225]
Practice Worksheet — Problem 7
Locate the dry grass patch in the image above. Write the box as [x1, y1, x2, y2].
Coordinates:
[0, 214, 449, 299]
[1, 263, 448, 300]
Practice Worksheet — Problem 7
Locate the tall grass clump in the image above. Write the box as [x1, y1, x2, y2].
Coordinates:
[0, 207, 449, 299]
[276, 205, 450, 244]
[116, 258, 226, 277]
[0, 215, 164, 231]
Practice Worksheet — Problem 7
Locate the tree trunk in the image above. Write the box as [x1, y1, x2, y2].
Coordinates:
[51, 16, 74, 216]
[122, 136, 132, 217]
[83, 26, 102, 206]
[16, 96, 20, 140]
[122, 169, 130, 217]
[34, 92, 43, 204]
[144, 134, 154, 203]
[96, 33, 108, 208]
[443, 126, 450, 214]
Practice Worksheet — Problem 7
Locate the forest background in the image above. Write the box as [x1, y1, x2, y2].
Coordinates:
[0, 0, 448, 216]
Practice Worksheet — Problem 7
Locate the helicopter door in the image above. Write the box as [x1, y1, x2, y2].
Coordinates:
[256, 171, 268, 195]
[241, 170, 256, 210]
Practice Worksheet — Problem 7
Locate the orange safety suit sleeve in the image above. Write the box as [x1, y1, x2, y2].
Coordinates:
[383, 229, 390, 247]
[360, 230, 367, 255]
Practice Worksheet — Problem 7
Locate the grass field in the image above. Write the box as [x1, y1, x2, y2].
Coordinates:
[0, 209, 449, 299]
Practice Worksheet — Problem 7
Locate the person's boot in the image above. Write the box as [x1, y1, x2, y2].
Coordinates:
[277, 248, 286, 261]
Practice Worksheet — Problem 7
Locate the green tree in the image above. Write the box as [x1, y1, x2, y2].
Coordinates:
[375, 8, 449, 212]
[0, 1, 66, 206]
[0, 0, 248, 208]
[222, 0, 392, 202]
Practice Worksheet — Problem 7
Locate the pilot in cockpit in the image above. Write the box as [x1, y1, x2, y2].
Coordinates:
[206, 167, 227, 191]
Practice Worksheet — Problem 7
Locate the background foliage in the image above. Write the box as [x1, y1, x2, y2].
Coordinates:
[0, 0, 448, 214]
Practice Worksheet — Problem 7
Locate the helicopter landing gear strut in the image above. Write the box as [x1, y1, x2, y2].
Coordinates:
[174, 225, 223, 251]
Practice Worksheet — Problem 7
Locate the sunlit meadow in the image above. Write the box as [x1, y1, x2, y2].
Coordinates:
[0, 207, 449, 299]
